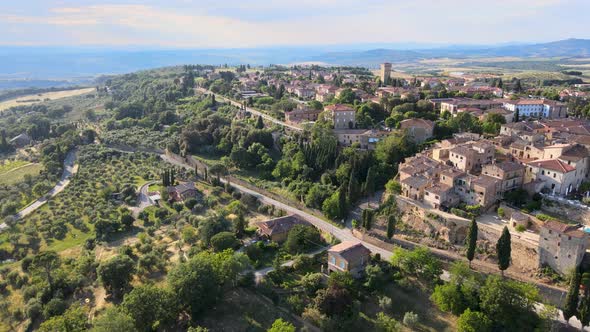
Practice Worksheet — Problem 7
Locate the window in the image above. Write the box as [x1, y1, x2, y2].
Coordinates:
[339, 261, 345, 269]
[553, 173, 556, 178]
[330, 256, 335, 264]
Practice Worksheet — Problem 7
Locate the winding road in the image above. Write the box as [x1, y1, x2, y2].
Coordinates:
[195, 87, 303, 132]
[0, 150, 79, 232]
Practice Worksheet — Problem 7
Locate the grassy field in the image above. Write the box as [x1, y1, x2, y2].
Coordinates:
[0, 87, 95, 111]
[0, 159, 29, 173]
[0, 163, 43, 185]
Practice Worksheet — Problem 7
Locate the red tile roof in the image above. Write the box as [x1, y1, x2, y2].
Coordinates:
[527, 159, 576, 173]
[324, 104, 355, 112]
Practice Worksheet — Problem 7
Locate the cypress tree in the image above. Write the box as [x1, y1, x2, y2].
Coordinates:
[255, 115, 264, 129]
[514, 109, 520, 123]
[466, 218, 478, 267]
[386, 214, 396, 239]
[365, 167, 375, 205]
[368, 209, 374, 230]
[579, 295, 590, 327]
[234, 211, 246, 238]
[496, 226, 511, 276]
[338, 185, 347, 220]
[347, 172, 359, 204]
[204, 168, 208, 182]
[564, 268, 581, 322]
[195, 164, 199, 178]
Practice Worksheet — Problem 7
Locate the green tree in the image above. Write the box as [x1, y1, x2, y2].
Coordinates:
[31, 251, 61, 289]
[375, 312, 402, 332]
[514, 109, 520, 122]
[168, 254, 223, 318]
[255, 115, 265, 129]
[391, 247, 442, 287]
[338, 185, 348, 220]
[431, 262, 480, 315]
[91, 307, 137, 332]
[284, 225, 322, 254]
[210, 231, 239, 251]
[496, 226, 511, 276]
[267, 318, 295, 332]
[466, 218, 478, 267]
[39, 304, 88, 332]
[97, 255, 136, 299]
[479, 276, 539, 330]
[365, 166, 376, 200]
[578, 272, 590, 326]
[457, 309, 492, 332]
[386, 214, 396, 239]
[121, 284, 178, 331]
[563, 269, 581, 322]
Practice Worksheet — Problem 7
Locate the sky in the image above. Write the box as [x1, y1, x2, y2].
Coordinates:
[1, 0, 589, 49]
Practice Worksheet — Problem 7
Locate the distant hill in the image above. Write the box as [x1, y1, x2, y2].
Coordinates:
[473, 38, 590, 57]
[312, 39, 590, 65]
[0, 38, 589, 88]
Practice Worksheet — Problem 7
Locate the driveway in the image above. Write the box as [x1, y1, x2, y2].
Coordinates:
[128, 180, 157, 217]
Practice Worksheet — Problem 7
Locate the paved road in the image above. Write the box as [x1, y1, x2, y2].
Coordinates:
[478, 213, 540, 245]
[195, 87, 303, 132]
[16, 150, 78, 220]
[129, 181, 156, 217]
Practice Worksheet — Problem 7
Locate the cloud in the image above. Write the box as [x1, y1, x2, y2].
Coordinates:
[0, 0, 587, 47]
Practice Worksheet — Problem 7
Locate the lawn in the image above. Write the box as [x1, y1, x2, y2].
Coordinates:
[0, 87, 95, 111]
[0, 159, 29, 173]
[0, 163, 43, 185]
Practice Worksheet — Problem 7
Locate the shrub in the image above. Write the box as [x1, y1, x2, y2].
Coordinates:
[210, 232, 239, 251]
[497, 207, 505, 218]
[43, 298, 67, 318]
[515, 224, 526, 232]
[402, 311, 419, 327]
[378, 296, 392, 312]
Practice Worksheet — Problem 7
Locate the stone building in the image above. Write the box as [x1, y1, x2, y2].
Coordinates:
[538, 221, 588, 275]
[324, 104, 356, 129]
[327, 241, 371, 278]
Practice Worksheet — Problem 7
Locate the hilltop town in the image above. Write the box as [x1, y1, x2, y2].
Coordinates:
[1, 60, 590, 332]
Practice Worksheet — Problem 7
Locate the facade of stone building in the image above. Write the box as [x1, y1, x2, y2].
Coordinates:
[538, 221, 588, 275]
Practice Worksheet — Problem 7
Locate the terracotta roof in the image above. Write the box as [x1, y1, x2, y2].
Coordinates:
[256, 215, 308, 236]
[472, 175, 500, 188]
[167, 182, 196, 195]
[324, 104, 355, 112]
[425, 183, 452, 195]
[543, 221, 587, 239]
[399, 118, 434, 130]
[560, 145, 589, 161]
[527, 159, 576, 173]
[329, 241, 371, 261]
[400, 176, 429, 188]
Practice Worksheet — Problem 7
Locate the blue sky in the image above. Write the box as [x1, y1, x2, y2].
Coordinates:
[1, 0, 589, 48]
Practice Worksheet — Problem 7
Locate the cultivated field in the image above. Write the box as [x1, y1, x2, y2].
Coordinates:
[0, 87, 95, 111]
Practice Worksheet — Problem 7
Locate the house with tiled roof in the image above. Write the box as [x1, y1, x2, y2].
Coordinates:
[524, 159, 581, 195]
[482, 161, 525, 196]
[399, 118, 434, 143]
[539, 221, 588, 275]
[327, 241, 371, 278]
[256, 215, 308, 242]
[324, 104, 356, 129]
